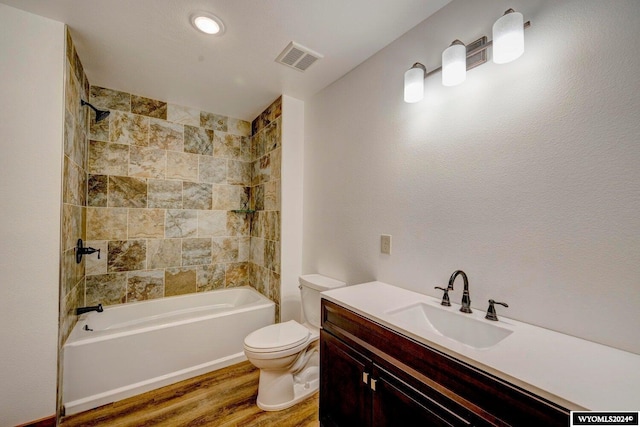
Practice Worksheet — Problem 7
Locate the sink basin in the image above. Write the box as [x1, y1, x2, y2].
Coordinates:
[386, 302, 513, 349]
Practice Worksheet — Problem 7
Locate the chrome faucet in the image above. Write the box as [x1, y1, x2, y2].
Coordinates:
[448, 270, 472, 313]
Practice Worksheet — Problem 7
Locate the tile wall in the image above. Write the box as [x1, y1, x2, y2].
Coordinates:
[60, 28, 89, 346]
[249, 98, 282, 320]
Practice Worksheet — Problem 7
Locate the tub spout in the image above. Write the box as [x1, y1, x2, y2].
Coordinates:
[76, 304, 103, 315]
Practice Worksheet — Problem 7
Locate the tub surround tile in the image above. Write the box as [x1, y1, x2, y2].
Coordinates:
[128, 209, 165, 238]
[238, 237, 251, 262]
[183, 182, 212, 210]
[129, 145, 167, 179]
[251, 264, 268, 296]
[131, 95, 167, 120]
[110, 111, 149, 146]
[227, 212, 250, 237]
[226, 263, 249, 287]
[149, 118, 184, 151]
[167, 151, 198, 181]
[182, 238, 212, 266]
[252, 154, 271, 186]
[86, 240, 108, 275]
[147, 239, 182, 269]
[63, 156, 86, 206]
[62, 203, 84, 251]
[90, 86, 131, 112]
[250, 237, 265, 267]
[212, 185, 249, 211]
[197, 211, 227, 237]
[127, 270, 164, 302]
[64, 108, 75, 157]
[148, 180, 182, 209]
[214, 132, 242, 159]
[251, 96, 281, 135]
[265, 240, 280, 274]
[108, 176, 147, 208]
[200, 112, 227, 132]
[167, 104, 200, 126]
[227, 160, 251, 186]
[165, 267, 197, 296]
[184, 125, 213, 155]
[108, 240, 146, 272]
[196, 264, 226, 292]
[227, 118, 251, 137]
[263, 180, 279, 211]
[252, 184, 264, 211]
[212, 237, 239, 263]
[87, 208, 128, 240]
[165, 210, 197, 238]
[90, 115, 110, 141]
[270, 148, 281, 180]
[89, 140, 129, 176]
[65, 65, 80, 123]
[86, 272, 127, 306]
[198, 156, 227, 184]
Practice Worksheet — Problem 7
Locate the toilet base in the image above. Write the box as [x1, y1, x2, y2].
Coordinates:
[257, 365, 319, 411]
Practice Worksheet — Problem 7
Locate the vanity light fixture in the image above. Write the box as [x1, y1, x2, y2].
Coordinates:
[190, 12, 225, 35]
[403, 8, 530, 102]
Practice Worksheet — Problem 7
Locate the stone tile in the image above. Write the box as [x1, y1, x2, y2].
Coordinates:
[184, 125, 213, 155]
[165, 267, 197, 296]
[241, 136, 252, 163]
[269, 270, 281, 307]
[110, 111, 149, 146]
[198, 211, 227, 237]
[131, 94, 167, 119]
[87, 208, 128, 240]
[167, 151, 198, 181]
[264, 118, 281, 153]
[108, 240, 146, 272]
[265, 240, 280, 274]
[63, 156, 85, 206]
[227, 118, 251, 137]
[264, 180, 280, 211]
[182, 238, 212, 266]
[64, 108, 75, 158]
[62, 203, 84, 251]
[198, 156, 227, 184]
[90, 86, 131, 111]
[85, 240, 108, 275]
[238, 237, 250, 262]
[264, 211, 281, 241]
[147, 238, 181, 269]
[213, 132, 242, 159]
[212, 185, 249, 210]
[165, 209, 197, 238]
[88, 140, 129, 176]
[197, 264, 225, 292]
[148, 179, 182, 209]
[250, 237, 265, 267]
[227, 212, 250, 237]
[86, 272, 127, 306]
[127, 270, 164, 302]
[252, 184, 264, 211]
[90, 114, 110, 141]
[167, 104, 200, 126]
[212, 237, 239, 263]
[65, 65, 80, 124]
[252, 153, 271, 186]
[108, 176, 147, 208]
[271, 148, 281, 180]
[149, 118, 183, 151]
[183, 182, 212, 210]
[251, 263, 268, 296]
[128, 209, 165, 238]
[227, 160, 251, 186]
[129, 145, 166, 179]
[200, 112, 228, 131]
[226, 262, 249, 287]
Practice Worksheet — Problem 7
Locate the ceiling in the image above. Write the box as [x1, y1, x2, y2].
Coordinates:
[1, 0, 451, 121]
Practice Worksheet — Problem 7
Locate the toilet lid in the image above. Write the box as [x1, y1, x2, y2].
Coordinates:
[244, 320, 310, 353]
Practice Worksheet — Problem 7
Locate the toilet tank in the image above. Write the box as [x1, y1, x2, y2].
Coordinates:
[299, 274, 346, 328]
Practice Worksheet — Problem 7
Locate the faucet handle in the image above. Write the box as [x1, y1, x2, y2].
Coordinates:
[435, 286, 451, 307]
[485, 299, 509, 321]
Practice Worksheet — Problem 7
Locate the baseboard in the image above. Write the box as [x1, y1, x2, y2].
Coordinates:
[15, 415, 56, 427]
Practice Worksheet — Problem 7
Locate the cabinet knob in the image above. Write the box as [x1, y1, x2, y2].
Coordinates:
[362, 372, 369, 384]
[371, 378, 377, 391]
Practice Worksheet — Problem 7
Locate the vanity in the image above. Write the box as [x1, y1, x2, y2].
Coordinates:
[319, 281, 640, 426]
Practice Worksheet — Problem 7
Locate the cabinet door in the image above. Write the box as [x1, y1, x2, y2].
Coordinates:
[320, 330, 372, 427]
[371, 365, 473, 427]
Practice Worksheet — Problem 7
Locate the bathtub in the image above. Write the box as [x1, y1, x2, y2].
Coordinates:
[62, 286, 274, 415]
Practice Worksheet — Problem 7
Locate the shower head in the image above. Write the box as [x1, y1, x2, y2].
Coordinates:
[81, 100, 110, 123]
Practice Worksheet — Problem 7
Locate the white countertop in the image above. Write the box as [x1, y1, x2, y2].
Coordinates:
[321, 281, 640, 411]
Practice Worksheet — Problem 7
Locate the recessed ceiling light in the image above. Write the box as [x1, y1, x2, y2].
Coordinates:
[190, 12, 225, 35]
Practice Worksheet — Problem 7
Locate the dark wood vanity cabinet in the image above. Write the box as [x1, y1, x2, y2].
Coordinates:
[320, 299, 570, 427]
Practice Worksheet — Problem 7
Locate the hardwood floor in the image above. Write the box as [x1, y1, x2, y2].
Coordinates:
[60, 361, 319, 427]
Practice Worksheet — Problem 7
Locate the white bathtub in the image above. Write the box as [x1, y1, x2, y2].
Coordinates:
[62, 286, 274, 415]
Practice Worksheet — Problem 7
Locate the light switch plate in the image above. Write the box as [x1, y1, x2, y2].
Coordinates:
[380, 234, 391, 255]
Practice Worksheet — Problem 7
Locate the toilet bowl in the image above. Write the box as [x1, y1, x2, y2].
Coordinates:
[243, 274, 346, 411]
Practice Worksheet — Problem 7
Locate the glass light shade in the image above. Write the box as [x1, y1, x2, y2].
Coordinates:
[191, 13, 225, 35]
[442, 42, 467, 86]
[492, 11, 524, 64]
[404, 66, 425, 103]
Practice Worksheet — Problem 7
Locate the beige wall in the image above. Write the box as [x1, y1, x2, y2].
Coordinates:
[304, 0, 640, 354]
[0, 4, 64, 425]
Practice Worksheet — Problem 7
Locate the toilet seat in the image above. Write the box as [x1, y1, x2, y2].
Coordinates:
[244, 320, 311, 354]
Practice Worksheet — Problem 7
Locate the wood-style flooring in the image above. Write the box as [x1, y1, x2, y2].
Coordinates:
[60, 361, 319, 427]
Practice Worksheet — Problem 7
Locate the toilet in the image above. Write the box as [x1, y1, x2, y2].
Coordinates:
[243, 274, 346, 411]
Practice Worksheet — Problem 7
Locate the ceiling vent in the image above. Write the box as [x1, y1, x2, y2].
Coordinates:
[275, 41, 323, 72]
